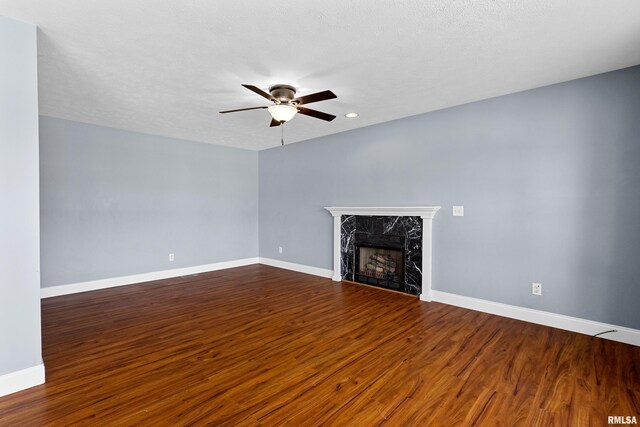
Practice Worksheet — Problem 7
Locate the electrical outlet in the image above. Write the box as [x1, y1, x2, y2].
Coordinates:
[278, 246, 283, 254]
[169, 253, 175, 262]
[453, 206, 464, 217]
[532, 282, 542, 296]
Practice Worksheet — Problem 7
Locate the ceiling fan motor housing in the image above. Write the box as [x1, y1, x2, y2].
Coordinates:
[269, 84, 296, 103]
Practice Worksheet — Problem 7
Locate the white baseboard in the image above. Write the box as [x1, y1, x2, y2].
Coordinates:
[0, 363, 45, 397]
[40, 257, 330, 299]
[430, 290, 640, 347]
[258, 257, 333, 279]
[41, 257, 260, 298]
[40, 259, 637, 347]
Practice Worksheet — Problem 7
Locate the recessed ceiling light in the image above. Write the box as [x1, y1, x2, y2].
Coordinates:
[345, 112, 359, 118]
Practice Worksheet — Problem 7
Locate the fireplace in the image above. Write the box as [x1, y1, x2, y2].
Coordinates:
[325, 207, 441, 300]
[354, 232, 406, 292]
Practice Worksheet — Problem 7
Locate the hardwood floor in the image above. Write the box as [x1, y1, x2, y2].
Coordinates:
[0, 265, 638, 426]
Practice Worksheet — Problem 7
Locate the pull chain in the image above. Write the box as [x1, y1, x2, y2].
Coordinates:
[281, 122, 285, 146]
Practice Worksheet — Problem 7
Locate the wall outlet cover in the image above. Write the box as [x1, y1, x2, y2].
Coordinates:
[532, 282, 542, 295]
[453, 206, 464, 217]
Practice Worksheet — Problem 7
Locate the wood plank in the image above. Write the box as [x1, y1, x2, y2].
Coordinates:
[0, 264, 638, 425]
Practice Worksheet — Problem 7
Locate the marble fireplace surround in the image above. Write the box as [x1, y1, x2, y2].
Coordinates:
[325, 207, 441, 301]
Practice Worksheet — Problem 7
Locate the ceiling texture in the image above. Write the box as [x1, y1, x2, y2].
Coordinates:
[1, 1, 639, 150]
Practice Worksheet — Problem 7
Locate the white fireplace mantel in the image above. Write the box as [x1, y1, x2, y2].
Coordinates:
[324, 206, 441, 301]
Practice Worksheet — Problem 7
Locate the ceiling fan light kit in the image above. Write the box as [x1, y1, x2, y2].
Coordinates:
[267, 104, 297, 123]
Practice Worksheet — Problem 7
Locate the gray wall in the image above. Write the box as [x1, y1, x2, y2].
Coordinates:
[0, 16, 42, 376]
[40, 117, 258, 288]
[259, 66, 640, 330]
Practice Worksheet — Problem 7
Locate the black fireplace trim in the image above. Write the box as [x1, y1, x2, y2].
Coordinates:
[340, 215, 423, 296]
[353, 232, 405, 250]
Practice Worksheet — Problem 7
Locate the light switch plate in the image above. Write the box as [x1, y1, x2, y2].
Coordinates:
[453, 206, 464, 217]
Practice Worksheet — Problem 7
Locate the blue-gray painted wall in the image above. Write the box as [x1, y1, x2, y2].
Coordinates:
[259, 66, 640, 329]
[39, 117, 258, 288]
[0, 16, 42, 376]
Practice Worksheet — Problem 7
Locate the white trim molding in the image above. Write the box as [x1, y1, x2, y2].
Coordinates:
[324, 206, 441, 219]
[430, 290, 640, 347]
[41, 257, 260, 298]
[259, 257, 333, 278]
[0, 362, 45, 397]
[324, 206, 441, 299]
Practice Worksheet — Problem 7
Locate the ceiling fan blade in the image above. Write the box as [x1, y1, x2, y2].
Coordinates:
[296, 106, 336, 122]
[242, 84, 277, 102]
[292, 90, 336, 105]
[269, 118, 281, 127]
[219, 106, 268, 114]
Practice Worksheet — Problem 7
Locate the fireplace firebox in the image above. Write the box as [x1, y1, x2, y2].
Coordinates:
[354, 232, 406, 292]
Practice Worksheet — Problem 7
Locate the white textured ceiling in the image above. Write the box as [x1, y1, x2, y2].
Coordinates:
[1, 1, 639, 150]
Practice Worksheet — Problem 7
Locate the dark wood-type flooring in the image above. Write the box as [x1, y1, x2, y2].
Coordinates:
[0, 265, 638, 425]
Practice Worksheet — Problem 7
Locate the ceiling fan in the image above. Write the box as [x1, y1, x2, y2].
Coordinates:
[219, 84, 337, 127]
